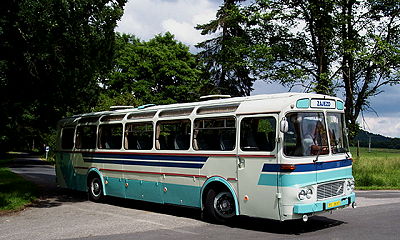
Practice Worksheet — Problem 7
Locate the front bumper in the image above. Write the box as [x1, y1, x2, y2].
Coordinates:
[293, 192, 356, 214]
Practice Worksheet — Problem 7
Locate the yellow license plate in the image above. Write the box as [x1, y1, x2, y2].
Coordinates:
[328, 201, 341, 208]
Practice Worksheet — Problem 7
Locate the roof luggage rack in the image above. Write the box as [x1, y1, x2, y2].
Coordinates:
[199, 95, 231, 101]
[109, 106, 134, 110]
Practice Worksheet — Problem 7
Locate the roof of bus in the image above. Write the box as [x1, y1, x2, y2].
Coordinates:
[60, 92, 342, 123]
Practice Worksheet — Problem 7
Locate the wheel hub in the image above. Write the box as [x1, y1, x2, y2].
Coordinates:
[214, 192, 235, 218]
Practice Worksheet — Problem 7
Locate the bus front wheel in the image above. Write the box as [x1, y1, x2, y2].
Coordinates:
[88, 176, 103, 202]
[204, 189, 235, 223]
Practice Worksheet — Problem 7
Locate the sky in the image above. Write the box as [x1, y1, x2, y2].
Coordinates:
[116, 0, 400, 138]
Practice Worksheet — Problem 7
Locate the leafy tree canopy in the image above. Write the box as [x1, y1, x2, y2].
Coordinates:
[100, 32, 206, 107]
[0, 0, 126, 151]
[196, 0, 255, 97]
[244, 0, 400, 138]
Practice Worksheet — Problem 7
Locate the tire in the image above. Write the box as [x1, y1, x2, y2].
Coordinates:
[88, 176, 103, 202]
[204, 189, 235, 223]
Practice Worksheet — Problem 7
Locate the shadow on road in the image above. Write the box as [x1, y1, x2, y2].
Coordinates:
[94, 195, 345, 235]
[9, 153, 345, 235]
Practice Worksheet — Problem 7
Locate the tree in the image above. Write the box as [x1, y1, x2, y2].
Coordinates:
[248, 0, 400, 137]
[196, 0, 254, 97]
[100, 32, 205, 107]
[0, 0, 126, 151]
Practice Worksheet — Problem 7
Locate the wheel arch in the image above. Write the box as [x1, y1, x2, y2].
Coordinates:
[87, 168, 107, 196]
[201, 176, 239, 216]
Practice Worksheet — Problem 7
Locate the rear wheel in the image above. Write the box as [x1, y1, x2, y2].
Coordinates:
[204, 189, 235, 223]
[88, 176, 103, 202]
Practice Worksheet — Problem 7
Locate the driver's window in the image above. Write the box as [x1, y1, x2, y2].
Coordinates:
[240, 117, 276, 152]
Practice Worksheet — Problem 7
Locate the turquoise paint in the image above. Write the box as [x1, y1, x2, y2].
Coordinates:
[293, 192, 355, 214]
[103, 176, 201, 207]
[258, 174, 278, 186]
[104, 177, 126, 198]
[57, 152, 87, 191]
[163, 183, 201, 208]
[337, 100, 344, 110]
[296, 98, 310, 108]
[125, 179, 163, 204]
[74, 174, 88, 192]
[258, 167, 353, 187]
[201, 177, 240, 215]
[317, 167, 353, 184]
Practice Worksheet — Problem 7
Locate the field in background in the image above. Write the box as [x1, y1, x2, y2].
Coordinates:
[351, 147, 400, 190]
[0, 156, 38, 212]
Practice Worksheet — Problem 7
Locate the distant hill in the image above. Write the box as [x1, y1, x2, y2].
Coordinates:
[353, 129, 400, 149]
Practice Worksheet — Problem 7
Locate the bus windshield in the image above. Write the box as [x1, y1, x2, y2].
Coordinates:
[283, 112, 329, 157]
[327, 113, 349, 154]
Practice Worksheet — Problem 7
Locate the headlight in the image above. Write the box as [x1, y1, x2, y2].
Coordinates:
[347, 179, 355, 192]
[306, 189, 313, 199]
[298, 188, 314, 201]
[298, 189, 307, 200]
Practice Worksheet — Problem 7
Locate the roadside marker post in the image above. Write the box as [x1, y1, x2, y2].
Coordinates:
[45, 146, 50, 160]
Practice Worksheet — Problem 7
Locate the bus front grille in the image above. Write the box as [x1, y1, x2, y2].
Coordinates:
[317, 181, 345, 200]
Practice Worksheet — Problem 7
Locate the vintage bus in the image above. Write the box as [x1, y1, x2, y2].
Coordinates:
[55, 93, 356, 223]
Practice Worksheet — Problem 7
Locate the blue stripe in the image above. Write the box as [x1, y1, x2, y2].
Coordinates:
[262, 159, 352, 173]
[83, 158, 204, 169]
[258, 167, 353, 187]
[83, 153, 208, 162]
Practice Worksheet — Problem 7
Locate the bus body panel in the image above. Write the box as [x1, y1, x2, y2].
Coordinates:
[55, 93, 355, 221]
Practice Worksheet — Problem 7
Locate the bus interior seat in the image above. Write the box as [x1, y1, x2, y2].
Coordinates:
[220, 131, 235, 150]
[158, 135, 168, 150]
[174, 134, 189, 150]
[136, 136, 152, 150]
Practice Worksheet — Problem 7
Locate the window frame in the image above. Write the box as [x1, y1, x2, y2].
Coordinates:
[75, 124, 98, 150]
[192, 116, 237, 151]
[155, 119, 191, 150]
[239, 116, 277, 152]
[124, 121, 154, 150]
[97, 123, 124, 150]
[60, 127, 76, 150]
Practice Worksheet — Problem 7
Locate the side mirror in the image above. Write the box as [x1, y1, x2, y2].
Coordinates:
[280, 117, 289, 133]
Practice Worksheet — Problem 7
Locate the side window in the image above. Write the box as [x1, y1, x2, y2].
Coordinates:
[98, 124, 123, 149]
[76, 125, 97, 149]
[156, 120, 191, 150]
[193, 117, 236, 151]
[125, 122, 153, 150]
[240, 117, 276, 151]
[61, 128, 75, 149]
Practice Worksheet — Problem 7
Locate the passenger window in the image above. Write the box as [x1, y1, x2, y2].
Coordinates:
[125, 122, 153, 150]
[76, 125, 97, 149]
[193, 117, 236, 151]
[98, 124, 123, 149]
[156, 120, 190, 150]
[61, 128, 75, 149]
[240, 117, 276, 151]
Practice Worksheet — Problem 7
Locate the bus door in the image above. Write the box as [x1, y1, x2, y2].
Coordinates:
[237, 114, 279, 219]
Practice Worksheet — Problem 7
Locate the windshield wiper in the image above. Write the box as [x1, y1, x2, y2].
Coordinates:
[313, 144, 322, 163]
[345, 149, 351, 159]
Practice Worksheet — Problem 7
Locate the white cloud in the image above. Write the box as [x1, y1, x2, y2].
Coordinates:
[116, 0, 218, 48]
[359, 116, 400, 138]
[117, 1, 400, 139]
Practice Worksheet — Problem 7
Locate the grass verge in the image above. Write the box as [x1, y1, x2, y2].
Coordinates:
[0, 157, 38, 212]
[351, 147, 400, 190]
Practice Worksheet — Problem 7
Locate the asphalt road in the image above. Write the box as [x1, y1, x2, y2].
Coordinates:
[1, 155, 400, 240]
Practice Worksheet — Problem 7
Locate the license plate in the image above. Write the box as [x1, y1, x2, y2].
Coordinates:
[327, 200, 341, 208]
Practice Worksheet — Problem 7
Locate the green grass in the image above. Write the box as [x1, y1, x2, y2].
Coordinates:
[0, 157, 38, 212]
[351, 147, 400, 190]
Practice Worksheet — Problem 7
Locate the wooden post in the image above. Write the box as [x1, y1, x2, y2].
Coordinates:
[357, 140, 359, 158]
[368, 136, 371, 153]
